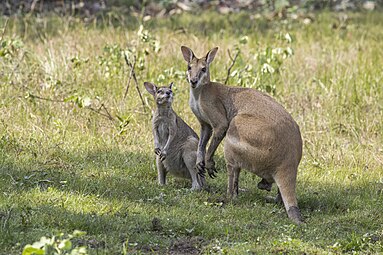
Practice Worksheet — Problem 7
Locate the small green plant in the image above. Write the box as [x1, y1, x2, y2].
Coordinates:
[0, 38, 24, 61]
[22, 230, 88, 255]
[229, 32, 294, 94]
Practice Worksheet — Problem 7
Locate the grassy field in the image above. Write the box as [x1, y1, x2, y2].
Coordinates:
[1, 10, 383, 254]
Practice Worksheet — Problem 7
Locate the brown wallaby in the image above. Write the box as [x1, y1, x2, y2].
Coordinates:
[144, 81, 205, 190]
[180, 46, 303, 223]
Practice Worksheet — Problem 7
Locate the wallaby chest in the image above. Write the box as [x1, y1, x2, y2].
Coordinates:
[153, 115, 175, 146]
[189, 91, 210, 124]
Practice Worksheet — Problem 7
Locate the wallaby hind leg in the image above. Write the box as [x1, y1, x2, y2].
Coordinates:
[183, 150, 204, 190]
[274, 168, 303, 224]
[156, 156, 167, 185]
[227, 163, 241, 200]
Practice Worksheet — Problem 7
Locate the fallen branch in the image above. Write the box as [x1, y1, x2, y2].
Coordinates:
[124, 53, 146, 112]
[224, 49, 240, 85]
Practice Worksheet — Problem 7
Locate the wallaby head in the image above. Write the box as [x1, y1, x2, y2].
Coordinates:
[144, 82, 174, 106]
[181, 46, 218, 89]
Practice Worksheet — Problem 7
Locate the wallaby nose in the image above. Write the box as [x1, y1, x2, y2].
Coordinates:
[190, 79, 198, 86]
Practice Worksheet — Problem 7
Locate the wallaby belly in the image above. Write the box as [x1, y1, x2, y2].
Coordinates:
[224, 113, 301, 181]
[162, 148, 191, 179]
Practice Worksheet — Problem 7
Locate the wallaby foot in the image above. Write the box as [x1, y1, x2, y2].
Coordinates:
[257, 178, 272, 191]
[288, 206, 304, 224]
[190, 173, 204, 191]
[274, 169, 302, 224]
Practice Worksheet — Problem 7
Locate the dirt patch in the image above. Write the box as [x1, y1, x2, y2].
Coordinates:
[169, 236, 206, 255]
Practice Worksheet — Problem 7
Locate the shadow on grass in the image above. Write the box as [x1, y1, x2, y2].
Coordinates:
[1, 146, 383, 254]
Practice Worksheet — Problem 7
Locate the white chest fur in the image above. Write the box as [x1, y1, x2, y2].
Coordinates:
[189, 90, 209, 124]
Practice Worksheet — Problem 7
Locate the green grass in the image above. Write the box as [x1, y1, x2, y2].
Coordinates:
[1, 11, 383, 254]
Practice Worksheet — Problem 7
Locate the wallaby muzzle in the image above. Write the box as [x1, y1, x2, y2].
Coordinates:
[190, 79, 198, 88]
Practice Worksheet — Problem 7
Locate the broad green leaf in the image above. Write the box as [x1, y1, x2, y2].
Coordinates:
[58, 239, 72, 250]
[22, 246, 44, 255]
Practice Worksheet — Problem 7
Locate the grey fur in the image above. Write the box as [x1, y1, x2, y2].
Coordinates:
[144, 82, 205, 190]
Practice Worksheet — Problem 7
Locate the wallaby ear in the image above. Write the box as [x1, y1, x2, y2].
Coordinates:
[181, 46, 195, 63]
[169, 82, 174, 90]
[144, 82, 157, 96]
[206, 47, 219, 65]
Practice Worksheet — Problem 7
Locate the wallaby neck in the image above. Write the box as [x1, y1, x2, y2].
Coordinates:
[189, 81, 209, 99]
[155, 104, 174, 116]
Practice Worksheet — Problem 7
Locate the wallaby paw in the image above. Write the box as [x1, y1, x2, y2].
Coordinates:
[195, 161, 206, 178]
[208, 170, 217, 179]
[154, 148, 161, 156]
[205, 161, 217, 179]
[257, 179, 272, 192]
[159, 151, 167, 161]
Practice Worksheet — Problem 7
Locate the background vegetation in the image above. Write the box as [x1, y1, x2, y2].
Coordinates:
[1, 2, 383, 254]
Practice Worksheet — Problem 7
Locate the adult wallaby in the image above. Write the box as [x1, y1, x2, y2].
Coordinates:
[144, 81, 205, 190]
[180, 46, 303, 223]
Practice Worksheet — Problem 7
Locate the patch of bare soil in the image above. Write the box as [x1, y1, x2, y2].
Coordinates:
[169, 236, 206, 255]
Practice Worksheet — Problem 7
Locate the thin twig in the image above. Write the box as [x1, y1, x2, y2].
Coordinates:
[25, 93, 64, 102]
[124, 55, 136, 99]
[100, 103, 114, 121]
[224, 49, 240, 85]
[23, 94, 115, 121]
[88, 106, 114, 121]
[0, 18, 9, 43]
[124, 53, 146, 112]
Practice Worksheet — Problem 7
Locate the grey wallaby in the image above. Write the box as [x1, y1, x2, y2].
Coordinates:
[180, 46, 303, 223]
[144, 81, 205, 190]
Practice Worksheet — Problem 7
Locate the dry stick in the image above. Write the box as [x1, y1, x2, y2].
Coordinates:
[0, 18, 9, 43]
[124, 55, 136, 99]
[100, 103, 114, 121]
[88, 105, 115, 121]
[124, 53, 146, 112]
[224, 49, 240, 85]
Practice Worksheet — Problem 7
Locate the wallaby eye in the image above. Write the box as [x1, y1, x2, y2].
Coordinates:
[201, 67, 207, 72]
[157, 89, 163, 93]
[187, 65, 191, 71]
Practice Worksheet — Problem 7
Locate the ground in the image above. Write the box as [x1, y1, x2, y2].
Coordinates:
[0, 10, 383, 254]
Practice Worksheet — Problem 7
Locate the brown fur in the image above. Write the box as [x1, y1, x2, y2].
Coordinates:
[180, 46, 303, 223]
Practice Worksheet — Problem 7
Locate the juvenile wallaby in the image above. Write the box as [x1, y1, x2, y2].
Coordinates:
[144, 81, 204, 190]
[180, 46, 303, 223]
